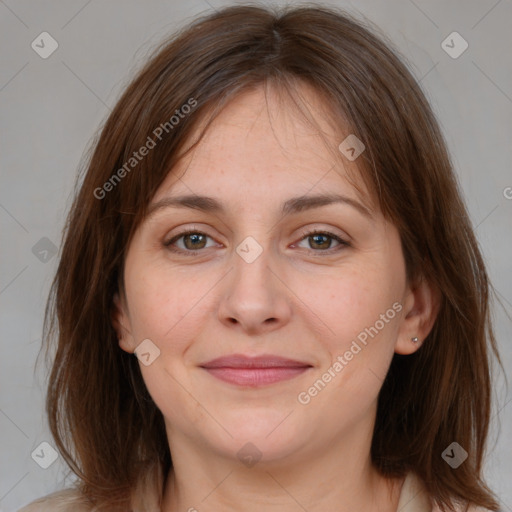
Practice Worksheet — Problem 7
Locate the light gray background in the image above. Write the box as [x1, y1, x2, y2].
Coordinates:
[1, 0, 511, 511]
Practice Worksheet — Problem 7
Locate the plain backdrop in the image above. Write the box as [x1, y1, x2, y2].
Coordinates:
[1, 0, 511, 511]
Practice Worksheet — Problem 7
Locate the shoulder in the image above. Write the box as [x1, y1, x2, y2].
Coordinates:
[399, 472, 495, 512]
[18, 488, 93, 512]
[433, 505, 494, 512]
[19, 461, 164, 512]
[450, 506, 494, 512]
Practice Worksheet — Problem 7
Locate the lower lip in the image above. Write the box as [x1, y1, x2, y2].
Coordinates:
[202, 367, 310, 387]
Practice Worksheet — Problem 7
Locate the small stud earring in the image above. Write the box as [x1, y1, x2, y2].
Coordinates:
[411, 337, 419, 343]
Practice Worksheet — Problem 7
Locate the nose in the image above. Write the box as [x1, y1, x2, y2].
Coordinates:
[217, 242, 292, 336]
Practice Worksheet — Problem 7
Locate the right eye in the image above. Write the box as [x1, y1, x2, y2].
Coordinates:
[164, 230, 220, 254]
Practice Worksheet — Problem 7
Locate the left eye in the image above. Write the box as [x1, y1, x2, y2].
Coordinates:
[294, 230, 347, 251]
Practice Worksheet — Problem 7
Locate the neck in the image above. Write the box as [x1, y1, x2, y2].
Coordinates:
[161, 428, 404, 512]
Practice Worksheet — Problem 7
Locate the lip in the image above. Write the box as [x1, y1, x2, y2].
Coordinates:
[200, 354, 313, 387]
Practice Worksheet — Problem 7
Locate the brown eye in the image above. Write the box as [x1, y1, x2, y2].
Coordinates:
[182, 233, 207, 250]
[164, 231, 215, 253]
[294, 230, 349, 253]
[308, 233, 334, 250]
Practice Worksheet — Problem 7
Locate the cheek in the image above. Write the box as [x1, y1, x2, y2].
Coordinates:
[126, 269, 210, 423]
[299, 281, 400, 422]
[298, 264, 401, 345]
[298, 262, 403, 402]
[126, 262, 212, 344]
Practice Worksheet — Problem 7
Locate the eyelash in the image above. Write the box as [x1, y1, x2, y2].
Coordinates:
[163, 228, 350, 256]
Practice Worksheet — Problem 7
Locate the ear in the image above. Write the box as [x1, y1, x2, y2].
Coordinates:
[395, 275, 441, 355]
[111, 291, 136, 354]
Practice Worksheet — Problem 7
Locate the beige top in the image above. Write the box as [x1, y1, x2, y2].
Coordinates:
[18, 468, 490, 512]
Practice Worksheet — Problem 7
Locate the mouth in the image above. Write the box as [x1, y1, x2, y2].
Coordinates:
[199, 354, 313, 387]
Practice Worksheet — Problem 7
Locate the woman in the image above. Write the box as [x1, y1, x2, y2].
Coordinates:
[20, 4, 503, 512]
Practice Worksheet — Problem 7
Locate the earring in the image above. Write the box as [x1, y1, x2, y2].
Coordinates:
[411, 337, 419, 343]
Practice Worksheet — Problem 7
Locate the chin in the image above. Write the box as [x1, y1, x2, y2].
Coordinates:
[212, 409, 310, 463]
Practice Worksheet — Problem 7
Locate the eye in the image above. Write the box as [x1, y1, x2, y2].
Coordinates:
[293, 229, 349, 253]
[164, 228, 350, 256]
[164, 230, 218, 254]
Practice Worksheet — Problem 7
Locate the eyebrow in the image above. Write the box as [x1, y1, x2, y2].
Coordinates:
[147, 193, 374, 220]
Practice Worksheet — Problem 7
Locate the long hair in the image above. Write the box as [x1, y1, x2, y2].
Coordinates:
[41, 5, 503, 511]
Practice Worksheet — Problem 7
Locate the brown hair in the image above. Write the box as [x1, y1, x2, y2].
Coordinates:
[40, 4, 504, 511]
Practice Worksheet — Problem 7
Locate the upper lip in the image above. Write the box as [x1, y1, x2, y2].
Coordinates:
[200, 354, 312, 369]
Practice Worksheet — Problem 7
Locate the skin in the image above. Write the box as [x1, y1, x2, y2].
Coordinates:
[113, 83, 440, 512]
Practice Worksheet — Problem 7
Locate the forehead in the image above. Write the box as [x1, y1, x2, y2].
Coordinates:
[152, 83, 373, 212]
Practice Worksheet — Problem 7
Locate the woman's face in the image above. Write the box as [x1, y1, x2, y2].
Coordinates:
[114, 84, 431, 466]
